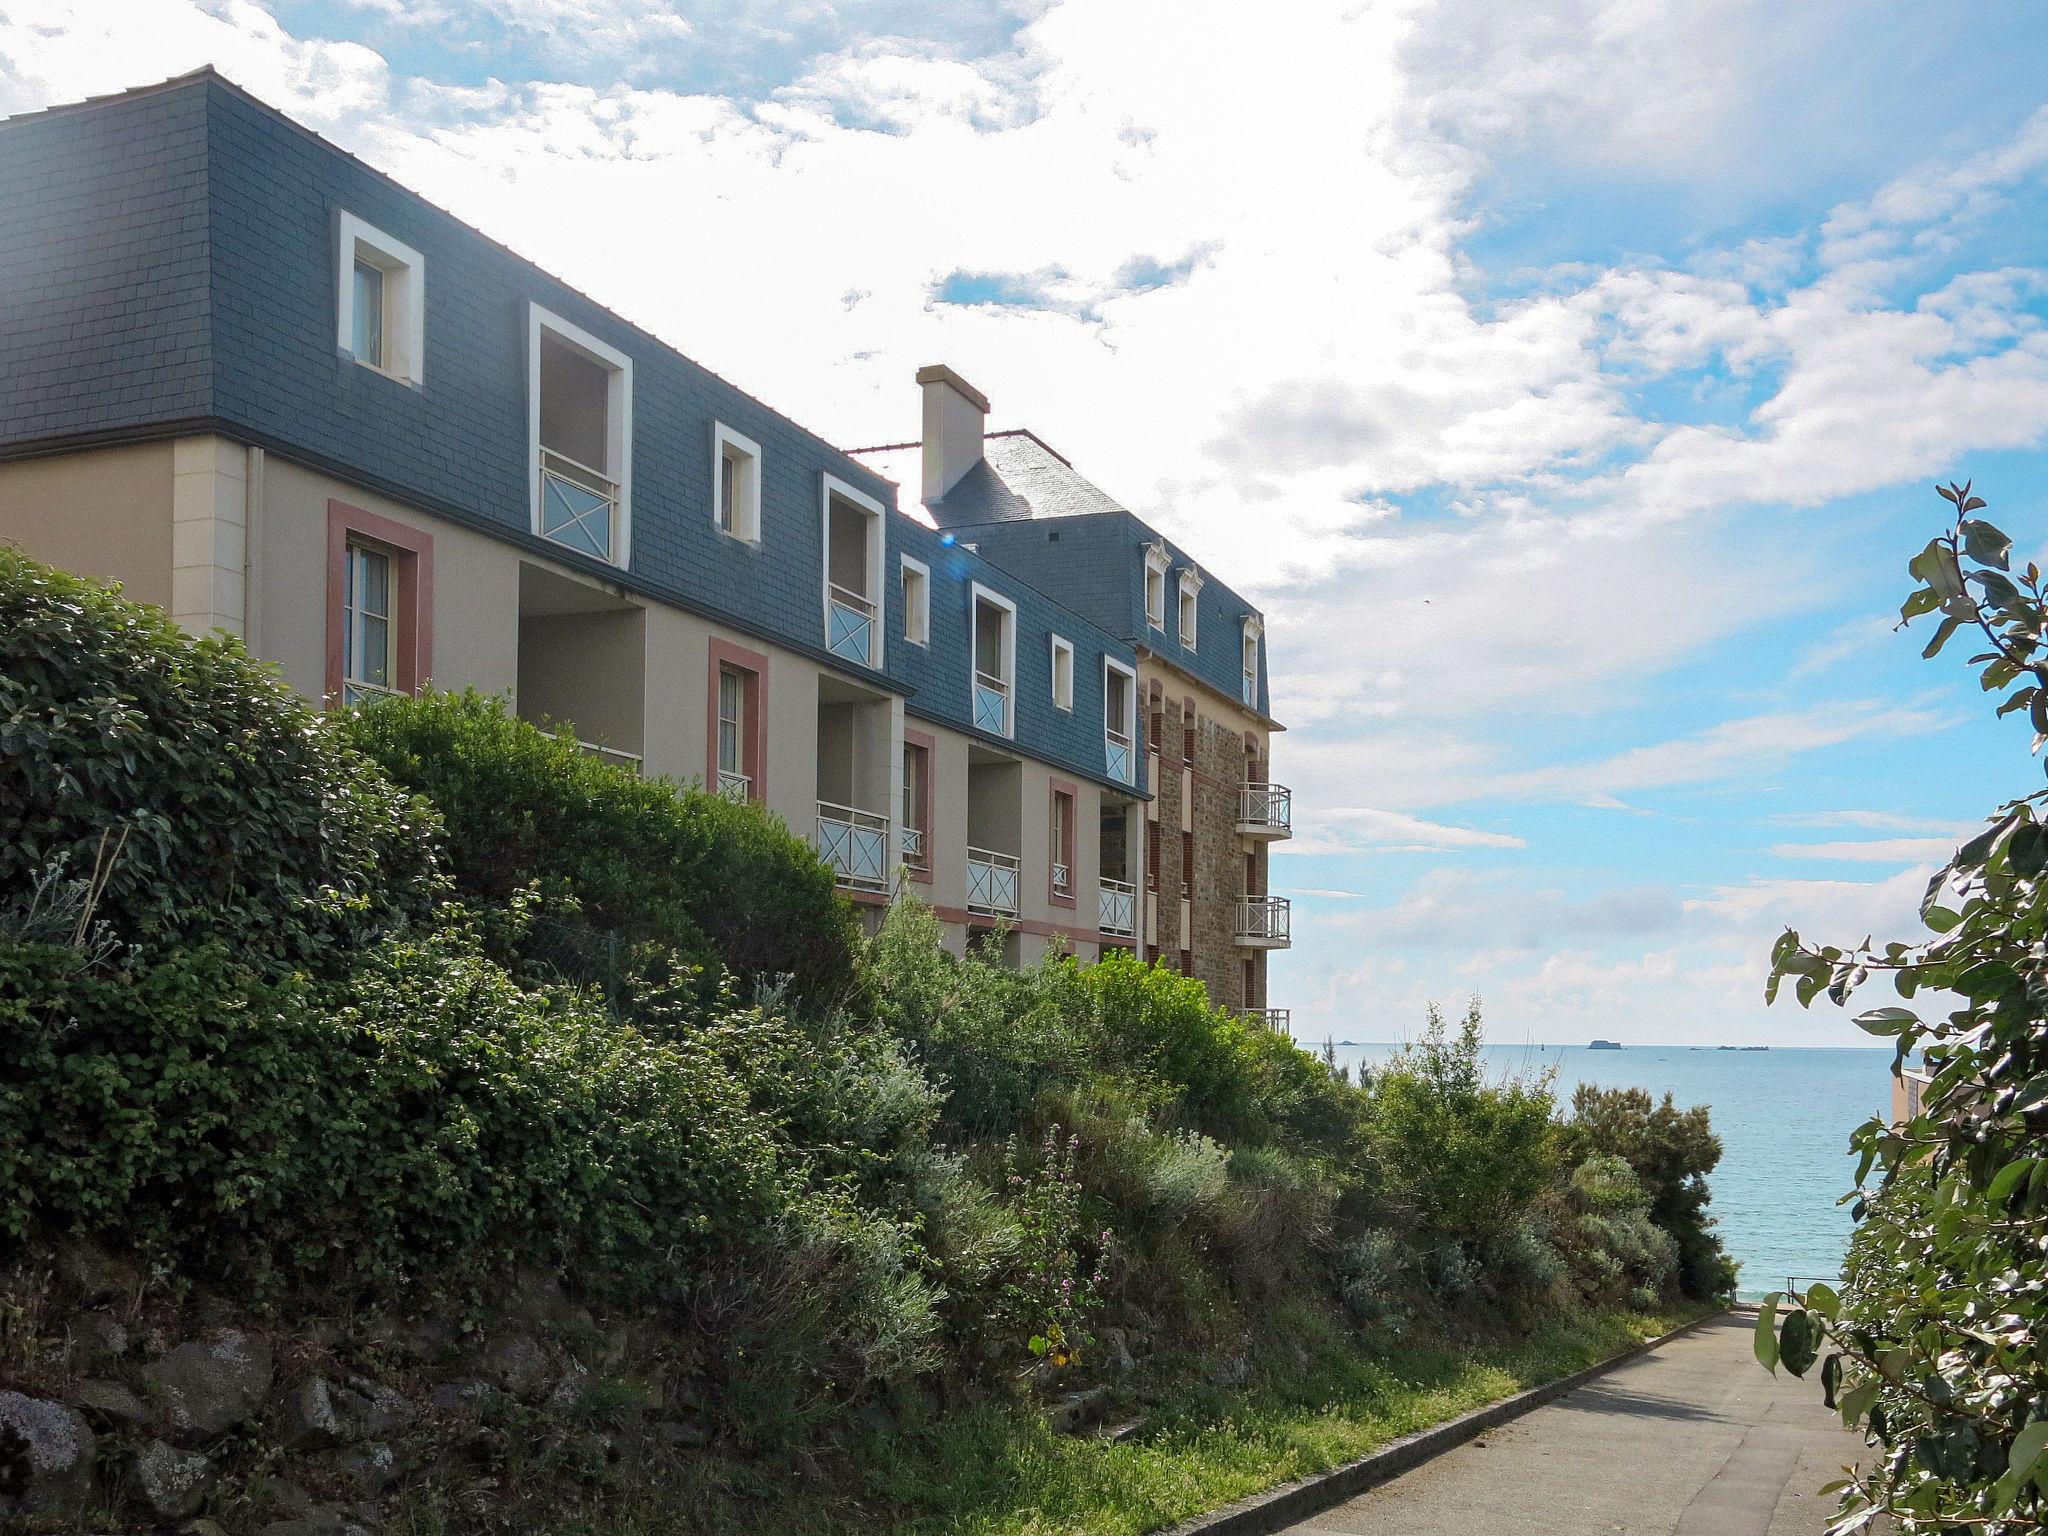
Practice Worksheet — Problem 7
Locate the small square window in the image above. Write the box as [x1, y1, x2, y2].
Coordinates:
[336, 212, 424, 386]
[1051, 635, 1074, 711]
[901, 555, 931, 645]
[712, 422, 762, 542]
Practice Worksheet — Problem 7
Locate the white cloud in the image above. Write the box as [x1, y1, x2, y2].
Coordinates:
[1770, 837, 1959, 864]
[1772, 809, 1973, 833]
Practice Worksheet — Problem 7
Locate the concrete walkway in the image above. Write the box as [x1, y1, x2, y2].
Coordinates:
[1274, 1313, 1868, 1535]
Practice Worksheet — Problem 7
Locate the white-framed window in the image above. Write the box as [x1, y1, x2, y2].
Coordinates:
[970, 583, 1017, 737]
[336, 213, 425, 386]
[712, 422, 761, 543]
[341, 539, 398, 706]
[716, 666, 745, 795]
[901, 555, 931, 645]
[1051, 634, 1075, 711]
[1178, 568, 1203, 651]
[529, 304, 633, 567]
[1144, 542, 1169, 630]
[1103, 656, 1137, 783]
[1242, 616, 1263, 708]
[822, 474, 886, 668]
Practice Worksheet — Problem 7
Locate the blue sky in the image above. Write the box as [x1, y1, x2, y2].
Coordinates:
[6, 0, 2048, 1046]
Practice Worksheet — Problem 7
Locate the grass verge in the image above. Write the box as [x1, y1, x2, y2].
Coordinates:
[529, 1301, 1715, 1536]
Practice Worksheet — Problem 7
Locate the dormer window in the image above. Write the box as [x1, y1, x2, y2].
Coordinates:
[1144, 542, 1169, 630]
[1051, 634, 1074, 711]
[971, 584, 1016, 736]
[822, 475, 886, 667]
[336, 213, 424, 386]
[1104, 657, 1136, 782]
[1242, 616, 1263, 708]
[713, 422, 761, 542]
[1178, 568, 1203, 651]
[529, 305, 632, 566]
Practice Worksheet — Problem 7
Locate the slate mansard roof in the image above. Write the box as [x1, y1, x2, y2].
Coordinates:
[0, 69, 1147, 794]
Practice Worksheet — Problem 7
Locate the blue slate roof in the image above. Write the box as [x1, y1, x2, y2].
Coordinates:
[0, 70, 1146, 795]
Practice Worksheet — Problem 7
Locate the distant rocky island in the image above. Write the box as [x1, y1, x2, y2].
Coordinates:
[1717, 1044, 1770, 1051]
[1589, 1039, 1623, 1050]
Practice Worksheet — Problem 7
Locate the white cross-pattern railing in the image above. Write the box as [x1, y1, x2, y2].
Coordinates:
[716, 769, 751, 802]
[1240, 1007, 1291, 1036]
[967, 846, 1020, 916]
[973, 670, 1010, 735]
[1235, 895, 1292, 946]
[538, 447, 619, 561]
[1098, 877, 1136, 937]
[1052, 860, 1072, 897]
[826, 582, 876, 665]
[1238, 782, 1293, 836]
[817, 801, 891, 891]
[900, 823, 927, 872]
[1105, 725, 1133, 783]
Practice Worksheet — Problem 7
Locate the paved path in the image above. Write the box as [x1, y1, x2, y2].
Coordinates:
[1274, 1313, 1869, 1535]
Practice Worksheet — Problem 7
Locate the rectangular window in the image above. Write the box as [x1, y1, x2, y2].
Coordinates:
[1051, 635, 1074, 711]
[901, 740, 931, 875]
[1050, 786, 1075, 903]
[1103, 658, 1136, 783]
[1146, 819, 1161, 894]
[1183, 703, 1198, 764]
[717, 668, 745, 792]
[1181, 828, 1194, 902]
[823, 475, 886, 667]
[336, 212, 424, 386]
[1145, 550, 1168, 630]
[1178, 569, 1202, 650]
[342, 541, 395, 705]
[970, 584, 1017, 736]
[1149, 707, 1164, 761]
[1242, 619, 1262, 708]
[704, 640, 767, 804]
[711, 422, 763, 542]
[1179, 947, 1192, 976]
[1242, 956, 1256, 1006]
[901, 556, 930, 645]
[531, 305, 633, 566]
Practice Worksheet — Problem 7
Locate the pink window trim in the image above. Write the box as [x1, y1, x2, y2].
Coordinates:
[325, 499, 434, 705]
[1049, 776, 1078, 909]
[903, 728, 935, 886]
[706, 637, 770, 804]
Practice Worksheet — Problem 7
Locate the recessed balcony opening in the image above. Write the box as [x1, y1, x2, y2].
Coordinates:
[823, 483, 883, 667]
[971, 587, 1015, 737]
[1097, 801, 1137, 938]
[532, 313, 630, 565]
[815, 673, 893, 892]
[515, 562, 645, 772]
[1104, 658, 1136, 783]
[966, 748, 1022, 921]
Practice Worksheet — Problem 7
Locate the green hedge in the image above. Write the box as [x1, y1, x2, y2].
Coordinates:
[343, 690, 860, 1003]
[0, 548, 438, 968]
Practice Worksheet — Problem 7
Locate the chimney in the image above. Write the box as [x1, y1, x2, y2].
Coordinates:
[916, 363, 988, 504]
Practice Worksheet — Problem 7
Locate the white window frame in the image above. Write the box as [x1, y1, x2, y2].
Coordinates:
[1104, 655, 1138, 783]
[341, 538, 399, 705]
[820, 473, 887, 670]
[1242, 615, 1263, 708]
[1050, 634, 1075, 711]
[970, 582, 1018, 738]
[711, 421, 762, 543]
[336, 212, 425, 387]
[1144, 542, 1170, 631]
[900, 554, 931, 646]
[1178, 567, 1204, 651]
[528, 303, 633, 568]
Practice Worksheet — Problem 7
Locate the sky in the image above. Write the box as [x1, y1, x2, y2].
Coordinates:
[5, 0, 2048, 1047]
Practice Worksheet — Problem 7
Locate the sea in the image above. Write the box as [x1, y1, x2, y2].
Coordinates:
[1321, 1042, 1893, 1302]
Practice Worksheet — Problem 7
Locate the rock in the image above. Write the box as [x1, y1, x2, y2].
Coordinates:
[75, 1309, 130, 1361]
[1104, 1326, 1137, 1372]
[656, 1416, 710, 1449]
[253, 1475, 315, 1516]
[144, 1328, 274, 1439]
[343, 1378, 415, 1438]
[181, 1520, 231, 1536]
[1048, 1386, 1110, 1436]
[55, 1238, 139, 1306]
[261, 1511, 377, 1536]
[276, 1377, 348, 1448]
[356, 1314, 451, 1364]
[1097, 1416, 1148, 1444]
[0, 1390, 96, 1513]
[480, 1331, 550, 1401]
[69, 1378, 151, 1429]
[326, 1440, 398, 1495]
[133, 1439, 217, 1520]
[545, 1364, 591, 1415]
[428, 1377, 493, 1414]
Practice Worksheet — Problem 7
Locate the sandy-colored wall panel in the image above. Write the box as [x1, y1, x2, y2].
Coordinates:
[0, 443, 175, 607]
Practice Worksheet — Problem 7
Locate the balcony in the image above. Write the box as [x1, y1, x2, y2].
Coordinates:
[973, 670, 1010, 735]
[817, 801, 891, 892]
[1237, 782, 1292, 839]
[826, 582, 877, 666]
[715, 768, 751, 802]
[900, 823, 928, 875]
[569, 736, 644, 776]
[1240, 1008, 1292, 1036]
[1099, 877, 1136, 938]
[967, 846, 1021, 917]
[1235, 895, 1292, 948]
[1104, 725, 1134, 784]
[538, 448, 620, 562]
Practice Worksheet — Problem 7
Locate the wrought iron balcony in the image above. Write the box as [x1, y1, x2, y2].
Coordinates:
[1234, 895, 1291, 948]
[538, 447, 620, 561]
[1098, 877, 1136, 937]
[1237, 782, 1292, 839]
[966, 846, 1021, 917]
[817, 801, 891, 892]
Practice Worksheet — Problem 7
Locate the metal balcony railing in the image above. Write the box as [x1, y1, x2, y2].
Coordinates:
[559, 732, 643, 776]
[900, 823, 928, 873]
[1235, 895, 1292, 947]
[973, 670, 1010, 735]
[1098, 877, 1136, 937]
[1240, 1007, 1291, 1036]
[716, 768, 751, 802]
[817, 801, 891, 892]
[1052, 860, 1072, 898]
[967, 846, 1020, 916]
[1104, 725, 1134, 783]
[538, 447, 619, 561]
[826, 582, 877, 665]
[1237, 782, 1293, 838]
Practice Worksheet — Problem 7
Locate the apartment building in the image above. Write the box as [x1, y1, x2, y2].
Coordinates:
[0, 70, 1156, 968]
[850, 375, 1291, 1028]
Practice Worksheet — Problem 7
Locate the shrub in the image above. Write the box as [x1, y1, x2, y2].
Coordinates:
[0, 549, 439, 969]
[1559, 1084, 1732, 1298]
[344, 690, 859, 1003]
[1335, 1229, 1410, 1330]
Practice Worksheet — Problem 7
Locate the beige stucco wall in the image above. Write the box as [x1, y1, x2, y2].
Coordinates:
[0, 442, 176, 608]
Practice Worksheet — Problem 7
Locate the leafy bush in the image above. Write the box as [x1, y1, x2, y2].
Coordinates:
[0, 548, 439, 968]
[344, 690, 859, 1003]
[1559, 1084, 1733, 1298]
